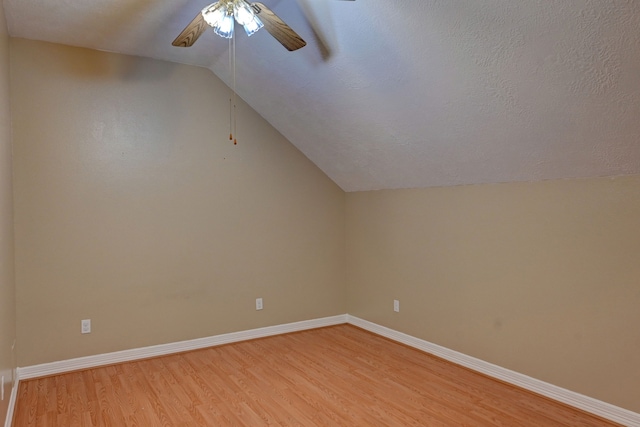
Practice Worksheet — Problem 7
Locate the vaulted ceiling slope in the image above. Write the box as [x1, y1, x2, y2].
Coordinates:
[4, 0, 640, 191]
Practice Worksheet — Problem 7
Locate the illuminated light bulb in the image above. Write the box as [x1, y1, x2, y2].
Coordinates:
[232, 1, 263, 36]
[242, 15, 263, 36]
[201, 3, 224, 27]
[233, 1, 255, 26]
[213, 11, 234, 38]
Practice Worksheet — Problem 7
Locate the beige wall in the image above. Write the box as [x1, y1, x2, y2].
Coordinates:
[11, 39, 346, 367]
[0, 3, 16, 424]
[346, 176, 640, 413]
[7, 35, 640, 418]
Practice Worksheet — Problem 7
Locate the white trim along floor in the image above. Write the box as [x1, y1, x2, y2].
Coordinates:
[7, 315, 640, 427]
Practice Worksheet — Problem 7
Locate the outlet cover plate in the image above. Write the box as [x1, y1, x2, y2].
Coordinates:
[81, 319, 91, 334]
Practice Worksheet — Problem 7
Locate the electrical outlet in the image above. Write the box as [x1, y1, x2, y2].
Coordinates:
[256, 298, 263, 310]
[81, 319, 91, 334]
[394, 299, 400, 312]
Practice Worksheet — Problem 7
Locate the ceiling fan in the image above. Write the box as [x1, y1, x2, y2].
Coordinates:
[172, 0, 354, 52]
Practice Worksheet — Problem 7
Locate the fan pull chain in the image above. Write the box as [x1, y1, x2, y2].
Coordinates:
[232, 32, 237, 145]
[227, 28, 238, 145]
[228, 36, 233, 143]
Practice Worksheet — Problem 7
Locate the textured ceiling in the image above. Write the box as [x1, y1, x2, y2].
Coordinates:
[4, 0, 640, 191]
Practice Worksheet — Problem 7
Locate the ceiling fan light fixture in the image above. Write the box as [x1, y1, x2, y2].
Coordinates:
[201, 0, 262, 39]
[202, 2, 235, 39]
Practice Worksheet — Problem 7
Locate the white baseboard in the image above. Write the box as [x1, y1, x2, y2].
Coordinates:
[17, 314, 348, 380]
[347, 315, 640, 427]
[4, 369, 18, 427]
[13, 314, 639, 426]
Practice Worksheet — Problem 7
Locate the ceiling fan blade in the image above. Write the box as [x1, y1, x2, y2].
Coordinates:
[296, 0, 355, 60]
[296, 0, 334, 60]
[251, 2, 307, 51]
[172, 12, 208, 47]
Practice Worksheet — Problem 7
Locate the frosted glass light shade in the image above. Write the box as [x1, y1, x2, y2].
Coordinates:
[242, 15, 263, 36]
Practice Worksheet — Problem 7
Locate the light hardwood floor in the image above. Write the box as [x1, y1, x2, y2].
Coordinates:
[13, 325, 621, 426]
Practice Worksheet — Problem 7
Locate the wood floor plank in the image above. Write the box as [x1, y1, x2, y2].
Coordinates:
[13, 325, 622, 426]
